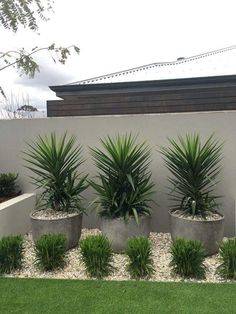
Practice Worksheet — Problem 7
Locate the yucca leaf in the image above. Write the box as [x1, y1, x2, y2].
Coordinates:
[132, 207, 139, 225]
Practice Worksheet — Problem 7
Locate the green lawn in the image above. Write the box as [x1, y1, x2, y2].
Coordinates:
[0, 278, 235, 314]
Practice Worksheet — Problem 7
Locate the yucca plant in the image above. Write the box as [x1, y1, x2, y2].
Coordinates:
[217, 239, 236, 279]
[23, 132, 88, 212]
[160, 133, 223, 217]
[89, 134, 155, 223]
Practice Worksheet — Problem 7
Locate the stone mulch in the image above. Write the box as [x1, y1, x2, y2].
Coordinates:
[171, 210, 223, 221]
[5, 229, 231, 283]
[31, 209, 79, 219]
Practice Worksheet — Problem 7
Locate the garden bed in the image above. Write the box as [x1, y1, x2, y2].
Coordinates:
[0, 194, 20, 204]
[6, 228, 229, 283]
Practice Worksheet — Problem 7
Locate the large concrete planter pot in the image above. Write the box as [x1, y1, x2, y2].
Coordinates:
[169, 211, 224, 256]
[30, 212, 83, 250]
[101, 215, 151, 252]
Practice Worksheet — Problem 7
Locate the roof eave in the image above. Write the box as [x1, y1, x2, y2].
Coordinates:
[49, 75, 236, 97]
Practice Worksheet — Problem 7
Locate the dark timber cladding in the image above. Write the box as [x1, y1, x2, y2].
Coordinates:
[47, 75, 236, 117]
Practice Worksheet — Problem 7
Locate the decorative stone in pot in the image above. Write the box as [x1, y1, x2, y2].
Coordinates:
[30, 210, 83, 250]
[169, 210, 224, 256]
[101, 215, 151, 252]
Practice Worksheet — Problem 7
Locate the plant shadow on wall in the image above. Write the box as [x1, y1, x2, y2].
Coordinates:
[89, 133, 155, 252]
[23, 132, 88, 249]
[160, 133, 224, 255]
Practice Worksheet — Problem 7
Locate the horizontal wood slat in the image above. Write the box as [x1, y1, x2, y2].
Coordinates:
[47, 79, 236, 117]
[47, 102, 236, 117]
[53, 87, 236, 105]
[47, 97, 236, 111]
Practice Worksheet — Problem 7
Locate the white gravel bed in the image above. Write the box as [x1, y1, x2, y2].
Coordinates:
[5, 229, 232, 283]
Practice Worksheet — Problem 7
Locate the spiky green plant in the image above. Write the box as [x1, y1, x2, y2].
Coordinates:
[217, 239, 236, 279]
[125, 236, 154, 279]
[0, 173, 18, 197]
[23, 132, 88, 212]
[170, 238, 206, 278]
[89, 134, 155, 223]
[160, 133, 223, 217]
[80, 235, 113, 279]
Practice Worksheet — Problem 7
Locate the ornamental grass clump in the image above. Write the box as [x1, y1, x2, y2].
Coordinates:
[170, 238, 206, 278]
[160, 134, 223, 218]
[90, 133, 155, 223]
[23, 132, 88, 213]
[125, 236, 154, 279]
[35, 234, 66, 271]
[217, 239, 236, 280]
[80, 235, 113, 279]
[0, 235, 24, 274]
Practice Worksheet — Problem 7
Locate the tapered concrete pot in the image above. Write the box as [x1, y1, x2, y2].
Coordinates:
[30, 212, 83, 250]
[169, 210, 224, 256]
[101, 215, 151, 253]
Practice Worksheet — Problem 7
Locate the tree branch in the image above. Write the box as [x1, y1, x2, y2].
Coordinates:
[0, 45, 80, 77]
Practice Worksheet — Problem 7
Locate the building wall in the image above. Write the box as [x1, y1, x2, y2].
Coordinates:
[48, 77, 236, 117]
[0, 111, 235, 236]
[48, 87, 236, 116]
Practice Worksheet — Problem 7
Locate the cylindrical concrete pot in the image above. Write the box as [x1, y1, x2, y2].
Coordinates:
[169, 210, 224, 256]
[101, 215, 151, 252]
[30, 212, 83, 250]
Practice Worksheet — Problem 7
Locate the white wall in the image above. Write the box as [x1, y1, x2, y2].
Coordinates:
[0, 193, 36, 236]
[0, 111, 235, 236]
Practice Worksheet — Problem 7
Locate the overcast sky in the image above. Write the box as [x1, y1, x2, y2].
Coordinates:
[1, 0, 236, 109]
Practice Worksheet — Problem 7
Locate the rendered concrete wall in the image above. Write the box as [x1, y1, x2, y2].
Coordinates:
[0, 111, 235, 236]
[0, 193, 36, 236]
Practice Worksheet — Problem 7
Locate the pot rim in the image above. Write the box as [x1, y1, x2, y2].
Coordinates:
[30, 210, 82, 222]
[169, 209, 224, 223]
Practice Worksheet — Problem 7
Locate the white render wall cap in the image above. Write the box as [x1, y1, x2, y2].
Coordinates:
[70, 45, 236, 85]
